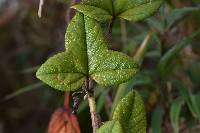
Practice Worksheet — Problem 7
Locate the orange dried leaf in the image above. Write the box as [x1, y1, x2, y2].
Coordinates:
[48, 108, 80, 133]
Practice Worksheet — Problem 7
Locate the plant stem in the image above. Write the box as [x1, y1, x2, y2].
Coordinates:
[86, 78, 101, 133]
[38, 0, 44, 18]
[88, 95, 101, 133]
[106, 17, 115, 43]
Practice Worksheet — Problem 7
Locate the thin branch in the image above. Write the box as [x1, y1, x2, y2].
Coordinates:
[88, 95, 102, 133]
[38, 0, 44, 18]
[86, 78, 102, 133]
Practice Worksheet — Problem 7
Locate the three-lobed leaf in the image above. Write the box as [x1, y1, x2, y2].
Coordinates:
[112, 90, 146, 133]
[36, 13, 138, 91]
[73, 0, 163, 22]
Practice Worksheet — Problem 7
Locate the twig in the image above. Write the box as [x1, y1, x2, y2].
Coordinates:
[38, 0, 44, 18]
[88, 96, 101, 133]
[85, 78, 101, 133]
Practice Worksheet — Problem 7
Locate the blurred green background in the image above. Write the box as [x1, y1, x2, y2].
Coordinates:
[0, 0, 200, 133]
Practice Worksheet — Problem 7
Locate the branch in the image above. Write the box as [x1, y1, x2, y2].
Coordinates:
[38, 0, 44, 18]
[86, 78, 102, 133]
[88, 95, 101, 133]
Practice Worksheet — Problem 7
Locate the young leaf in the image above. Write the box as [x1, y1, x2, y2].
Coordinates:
[72, 0, 163, 22]
[97, 120, 123, 133]
[37, 13, 138, 91]
[112, 90, 146, 133]
[170, 97, 185, 133]
[114, 0, 163, 21]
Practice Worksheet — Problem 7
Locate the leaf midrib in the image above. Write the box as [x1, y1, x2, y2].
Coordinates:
[91, 68, 137, 75]
[83, 15, 90, 77]
[37, 72, 85, 76]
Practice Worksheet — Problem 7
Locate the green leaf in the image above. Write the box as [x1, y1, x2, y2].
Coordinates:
[166, 7, 200, 29]
[66, 13, 138, 86]
[97, 120, 123, 133]
[112, 90, 146, 133]
[37, 13, 138, 91]
[36, 52, 85, 91]
[157, 29, 200, 76]
[72, 0, 163, 22]
[151, 106, 164, 133]
[190, 94, 200, 120]
[80, 0, 113, 14]
[114, 0, 163, 21]
[111, 72, 153, 117]
[72, 0, 113, 22]
[170, 97, 185, 133]
[173, 80, 200, 120]
[72, 5, 113, 22]
[97, 89, 109, 113]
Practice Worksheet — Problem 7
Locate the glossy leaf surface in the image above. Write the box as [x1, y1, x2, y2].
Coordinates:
[36, 13, 138, 91]
[112, 90, 146, 133]
[97, 120, 123, 133]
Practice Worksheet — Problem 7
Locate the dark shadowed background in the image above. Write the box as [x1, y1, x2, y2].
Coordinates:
[0, 0, 200, 133]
